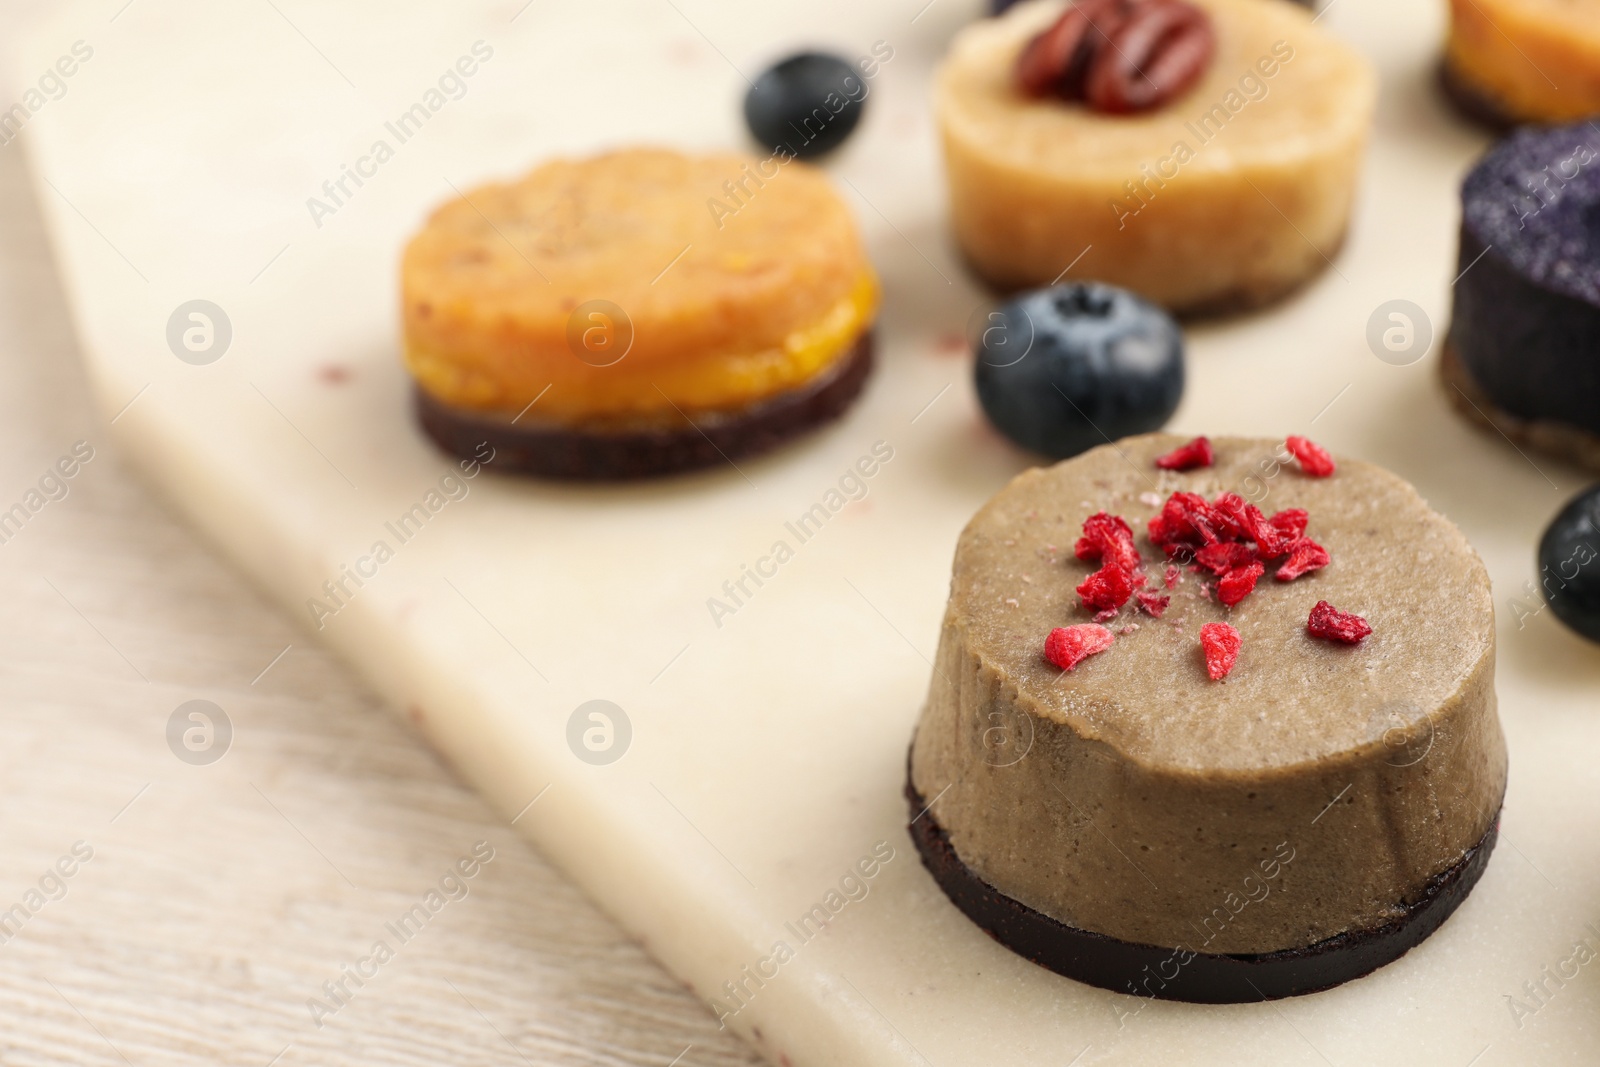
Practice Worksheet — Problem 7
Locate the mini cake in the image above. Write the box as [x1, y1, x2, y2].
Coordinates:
[1444, 122, 1600, 471]
[936, 0, 1376, 314]
[402, 148, 878, 479]
[908, 433, 1505, 1002]
[1442, 0, 1600, 126]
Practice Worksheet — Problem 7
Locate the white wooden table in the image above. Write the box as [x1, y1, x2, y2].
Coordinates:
[0, 137, 761, 1066]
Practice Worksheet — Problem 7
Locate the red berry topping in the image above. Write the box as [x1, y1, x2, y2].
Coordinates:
[1074, 511, 1141, 573]
[1285, 436, 1336, 478]
[1306, 600, 1371, 643]
[1195, 541, 1258, 576]
[1077, 561, 1134, 614]
[1148, 491, 1222, 553]
[1276, 537, 1331, 581]
[1268, 508, 1309, 540]
[1163, 564, 1181, 589]
[1209, 492, 1252, 541]
[1045, 624, 1115, 671]
[1200, 622, 1241, 680]
[1136, 590, 1170, 618]
[1154, 436, 1214, 471]
[1217, 561, 1265, 606]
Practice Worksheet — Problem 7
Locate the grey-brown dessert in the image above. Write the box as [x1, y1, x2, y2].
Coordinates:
[908, 433, 1505, 1001]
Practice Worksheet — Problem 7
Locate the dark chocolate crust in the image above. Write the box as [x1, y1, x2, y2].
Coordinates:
[906, 774, 1499, 1003]
[413, 332, 873, 480]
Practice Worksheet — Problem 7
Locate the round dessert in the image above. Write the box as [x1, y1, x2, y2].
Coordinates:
[1442, 0, 1600, 127]
[1444, 121, 1600, 472]
[973, 282, 1184, 459]
[401, 148, 879, 479]
[936, 0, 1377, 314]
[908, 433, 1506, 1002]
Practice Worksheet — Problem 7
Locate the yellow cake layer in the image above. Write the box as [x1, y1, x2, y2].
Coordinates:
[406, 272, 878, 420]
[1447, 0, 1600, 123]
[401, 148, 878, 419]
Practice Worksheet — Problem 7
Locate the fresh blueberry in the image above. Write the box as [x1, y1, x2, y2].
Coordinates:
[1539, 485, 1600, 643]
[744, 52, 867, 161]
[973, 282, 1184, 460]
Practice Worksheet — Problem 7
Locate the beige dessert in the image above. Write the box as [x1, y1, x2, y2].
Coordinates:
[936, 0, 1377, 314]
[908, 434, 1505, 999]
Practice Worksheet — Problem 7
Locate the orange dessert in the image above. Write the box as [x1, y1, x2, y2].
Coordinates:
[1443, 0, 1600, 126]
[401, 148, 879, 478]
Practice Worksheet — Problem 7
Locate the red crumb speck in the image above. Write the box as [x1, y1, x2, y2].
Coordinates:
[1286, 435, 1336, 477]
[1164, 565, 1181, 589]
[1200, 622, 1242, 680]
[1217, 561, 1265, 606]
[935, 331, 966, 355]
[1045, 624, 1115, 671]
[1077, 561, 1135, 613]
[317, 364, 352, 384]
[1136, 591, 1170, 618]
[1276, 537, 1331, 581]
[1195, 542, 1258, 576]
[1307, 600, 1371, 643]
[1154, 436, 1214, 471]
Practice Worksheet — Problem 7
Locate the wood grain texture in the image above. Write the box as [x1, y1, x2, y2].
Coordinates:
[0, 137, 762, 1067]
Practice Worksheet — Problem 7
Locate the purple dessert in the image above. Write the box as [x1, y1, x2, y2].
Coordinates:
[1445, 121, 1600, 469]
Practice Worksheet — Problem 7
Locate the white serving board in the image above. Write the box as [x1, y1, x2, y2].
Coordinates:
[13, 0, 1600, 1063]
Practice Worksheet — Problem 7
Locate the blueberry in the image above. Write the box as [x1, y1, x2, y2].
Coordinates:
[973, 283, 1184, 460]
[1539, 485, 1600, 643]
[744, 52, 867, 161]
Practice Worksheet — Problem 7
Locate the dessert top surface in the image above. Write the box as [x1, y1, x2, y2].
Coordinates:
[1462, 122, 1600, 306]
[936, 0, 1376, 176]
[948, 434, 1493, 776]
[401, 148, 871, 361]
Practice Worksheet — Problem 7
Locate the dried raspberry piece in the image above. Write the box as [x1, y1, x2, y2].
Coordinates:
[1307, 600, 1371, 643]
[1217, 561, 1265, 607]
[1276, 537, 1331, 581]
[1154, 436, 1214, 471]
[1045, 624, 1114, 670]
[1135, 590, 1170, 618]
[1148, 492, 1221, 552]
[1195, 542, 1258, 576]
[1209, 493, 1251, 540]
[1241, 504, 1289, 558]
[1286, 436, 1336, 478]
[1163, 564, 1180, 589]
[1199, 622, 1241, 680]
[1077, 561, 1134, 613]
[1268, 508, 1309, 540]
[1074, 511, 1141, 572]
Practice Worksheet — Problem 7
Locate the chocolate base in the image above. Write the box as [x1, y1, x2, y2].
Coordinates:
[1441, 340, 1600, 472]
[906, 773, 1499, 1003]
[413, 332, 873, 480]
[1437, 60, 1519, 131]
